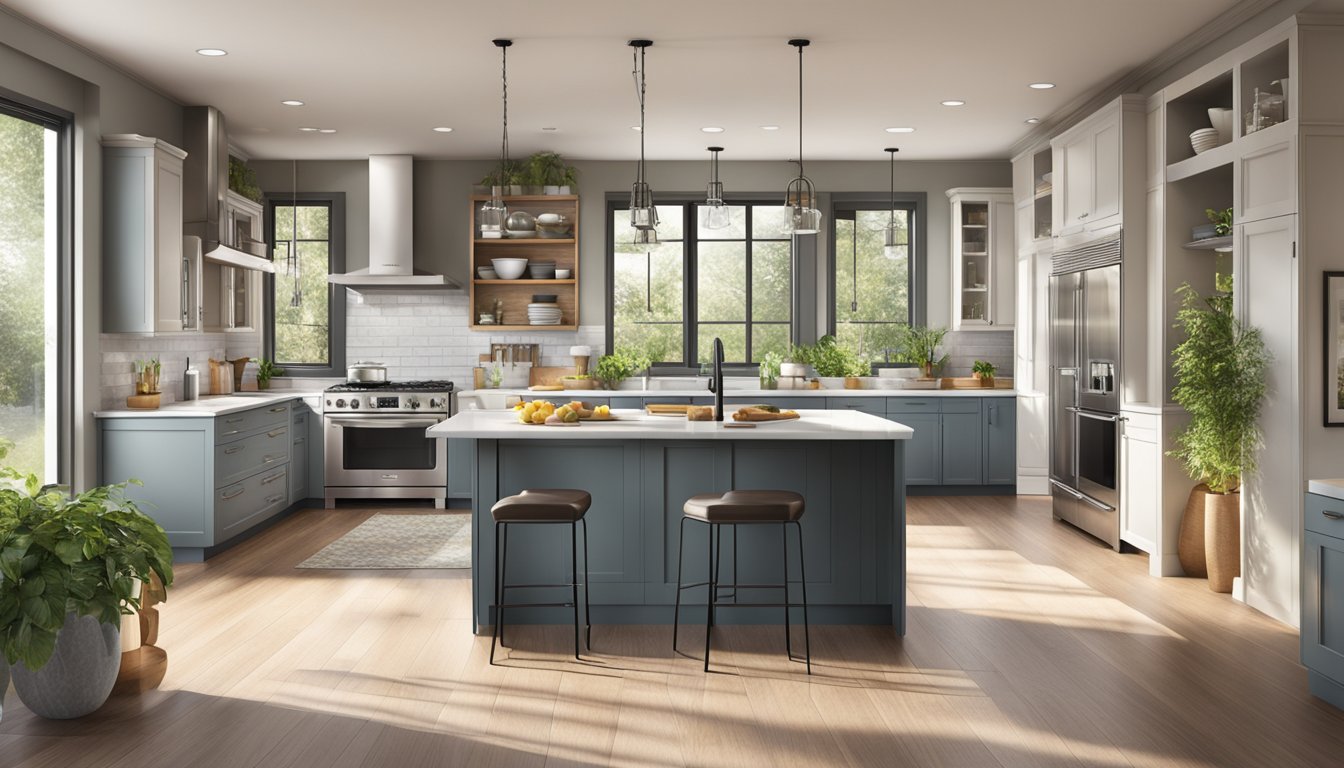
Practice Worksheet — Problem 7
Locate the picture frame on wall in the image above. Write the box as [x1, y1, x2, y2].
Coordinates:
[1324, 272, 1344, 426]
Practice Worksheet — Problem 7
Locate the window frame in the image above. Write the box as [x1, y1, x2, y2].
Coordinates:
[827, 192, 928, 339]
[262, 192, 347, 378]
[0, 90, 74, 484]
[604, 194, 797, 368]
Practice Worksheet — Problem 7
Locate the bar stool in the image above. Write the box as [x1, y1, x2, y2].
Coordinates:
[672, 490, 810, 674]
[490, 489, 592, 665]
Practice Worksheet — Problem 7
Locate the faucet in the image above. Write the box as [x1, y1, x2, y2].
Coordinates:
[708, 336, 725, 421]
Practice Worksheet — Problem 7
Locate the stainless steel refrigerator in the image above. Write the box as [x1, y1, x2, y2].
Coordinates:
[1049, 236, 1122, 550]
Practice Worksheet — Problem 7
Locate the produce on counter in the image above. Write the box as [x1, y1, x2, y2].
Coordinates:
[732, 406, 800, 422]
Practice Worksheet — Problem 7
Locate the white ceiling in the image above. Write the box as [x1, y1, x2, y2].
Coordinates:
[3, 0, 1240, 161]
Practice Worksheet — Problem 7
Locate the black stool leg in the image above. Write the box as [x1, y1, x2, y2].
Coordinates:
[672, 517, 687, 651]
[571, 520, 581, 661]
[491, 521, 506, 665]
[582, 518, 592, 650]
[795, 520, 811, 675]
[732, 523, 739, 604]
[782, 522, 792, 661]
[704, 521, 715, 673]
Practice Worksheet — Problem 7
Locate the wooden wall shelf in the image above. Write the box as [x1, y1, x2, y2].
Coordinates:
[469, 195, 580, 331]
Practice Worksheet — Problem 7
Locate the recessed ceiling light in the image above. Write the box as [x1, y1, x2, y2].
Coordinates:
[281, 99, 304, 106]
[885, 127, 915, 134]
[195, 48, 227, 57]
[298, 127, 318, 132]
[541, 126, 558, 132]
[432, 126, 453, 133]
[1025, 117, 1041, 124]
[761, 125, 780, 131]
[941, 100, 966, 107]
[701, 126, 725, 133]
[1029, 82, 1056, 90]
[317, 128, 337, 134]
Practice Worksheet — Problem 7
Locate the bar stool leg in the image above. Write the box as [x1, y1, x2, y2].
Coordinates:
[581, 518, 592, 650]
[794, 520, 811, 675]
[672, 517, 687, 651]
[781, 522, 792, 661]
[732, 523, 739, 605]
[491, 521, 506, 665]
[571, 520, 581, 661]
[704, 521, 715, 673]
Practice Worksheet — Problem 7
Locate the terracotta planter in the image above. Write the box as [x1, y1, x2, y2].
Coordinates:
[975, 373, 995, 388]
[1205, 489, 1241, 593]
[1178, 484, 1210, 577]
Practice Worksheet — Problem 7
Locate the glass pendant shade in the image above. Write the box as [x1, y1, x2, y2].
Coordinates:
[630, 180, 657, 230]
[702, 146, 730, 230]
[632, 227, 659, 247]
[883, 224, 903, 257]
[785, 175, 822, 235]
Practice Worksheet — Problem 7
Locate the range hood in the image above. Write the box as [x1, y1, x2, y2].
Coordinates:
[328, 155, 460, 292]
[182, 106, 275, 273]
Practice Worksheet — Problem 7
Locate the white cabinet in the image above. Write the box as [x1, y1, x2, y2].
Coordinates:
[948, 188, 1014, 330]
[204, 192, 264, 332]
[101, 135, 195, 333]
[1052, 97, 1142, 239]
[1120, 412, 1161, 554]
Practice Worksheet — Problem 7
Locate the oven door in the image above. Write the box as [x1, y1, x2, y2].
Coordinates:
[1074, 408, 1119, 511]
[324, 414, 446, 487]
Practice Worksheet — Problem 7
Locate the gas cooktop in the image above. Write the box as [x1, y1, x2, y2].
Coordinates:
[326, 380, 454, 393]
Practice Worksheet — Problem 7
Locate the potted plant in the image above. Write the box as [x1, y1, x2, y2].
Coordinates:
[758, 351, 783, 390]
[227, 157, 264, 204]
[794, 336, 867, 389]
[480, 159, 525, 196]
[254, 358, 283, 390]
[897, 325, 949, 380]
[0, 438, 174, 719]
[595, 351, 651, 390]
[1205, 207, 1233, 237]
[972, 360, 997, 387]
[526, 151, 578, 195]
[1169, 274, 1269, 592]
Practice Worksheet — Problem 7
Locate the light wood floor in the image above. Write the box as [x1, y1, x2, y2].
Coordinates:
[2, 496, 1342, 767]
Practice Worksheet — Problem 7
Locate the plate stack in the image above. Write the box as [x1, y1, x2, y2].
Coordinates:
[528, 297, 563, 325]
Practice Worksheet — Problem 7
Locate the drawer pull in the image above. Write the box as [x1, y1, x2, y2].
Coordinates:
[263, 454, 282, 464]
[225, 416, 245, 424]
[261, 472, 285, 486]
[269, 406, 287, 413]
[267, 429, 287, 438]
[293, 436, 305, 444]
[220, 487, 245, 501]
[223, 446, 243, 455]
[220, 429, 242, 437]
[265, 494, 285, 505]
[1323, 510, 1344, 520]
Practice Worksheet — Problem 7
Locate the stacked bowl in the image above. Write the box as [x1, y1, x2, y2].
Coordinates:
[528, 294, 562, 326]
[529, 261, 557, 279]
[1190, 127, 1220, 155]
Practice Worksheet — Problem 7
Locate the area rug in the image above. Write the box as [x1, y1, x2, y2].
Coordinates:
[297, 513, 471, 569]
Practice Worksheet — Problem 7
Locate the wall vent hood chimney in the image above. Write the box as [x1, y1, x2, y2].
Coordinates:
[182, 106, 275, 273]
[327, 155, 460, 293]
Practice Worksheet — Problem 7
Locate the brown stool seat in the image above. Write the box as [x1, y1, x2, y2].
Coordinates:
[491, 489, 591, 522]
[683, 490, 805, 523]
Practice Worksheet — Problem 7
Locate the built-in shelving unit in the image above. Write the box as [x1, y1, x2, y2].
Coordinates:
[469, 195, 579, 331]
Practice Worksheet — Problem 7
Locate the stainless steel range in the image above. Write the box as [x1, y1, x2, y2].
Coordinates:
[323, 380, 453, 508]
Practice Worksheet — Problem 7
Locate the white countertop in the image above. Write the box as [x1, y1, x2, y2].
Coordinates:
[428, 408, 913, 441]
[95, 390, 324, 418]
[1308, 479, 1344, 501]
[457, 386, 1015, 399]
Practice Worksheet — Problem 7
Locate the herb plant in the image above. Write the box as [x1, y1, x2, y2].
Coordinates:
[758, 351, 784, 387]
[896, 325, 950, 376]
[255, 358, 284, 388]
[791, 336, 868, 378]
[972, 360, 997, 378]
[0, 439, 173, 670]
[595, 351, 651, 388]
[1169, 274, 1270, 494]
[1205, 207, 1234, 236]
[227, 157, 263, 204]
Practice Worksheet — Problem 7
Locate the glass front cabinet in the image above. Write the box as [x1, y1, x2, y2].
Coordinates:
[948, 187, 1015, 330]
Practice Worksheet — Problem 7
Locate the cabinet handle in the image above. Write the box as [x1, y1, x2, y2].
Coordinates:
[1323, 510, 1344, 520]
[263, 454, 281, 464]
[226, 416, 245, 424]
[265, 494, 285, 505]
[988, 404, 995, 425]
[220, 487, 245, 501]
[293, 436, 305, 444]
[261, 471, 284, 486]
[1079, 212, 1089, 219]
[267, 429, 286, 438]
[223, 446, 243, 455]
[269, 407, 287, 413]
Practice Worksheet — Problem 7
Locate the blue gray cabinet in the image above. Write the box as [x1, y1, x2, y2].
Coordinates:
[940, 399, 983, 485]
[447, 438, 472, 499]
[884, 396, 1015, 489]
[886, 399, 941, 486]
[1304, 491, 1344, 710]
[828, 397, 886, 417]
[290, 406, 309, 504]
[983, 398, 1017, 485]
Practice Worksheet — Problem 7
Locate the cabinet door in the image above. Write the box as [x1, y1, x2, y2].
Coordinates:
[1090, 119, 1121, 224]
[154, 156, 186, 332]
[983, 399, 1016, 485]
[1059, 133, 1093, 235]
[894, 413, 940, 486]
[290, 432, 308, 503]
[447, 438, 473, 499]
[1303, 531, 1344, 685]
[1119, 430, 1159, 552]
[941, 403, 983, 485]
[990, 199, 1016, 328]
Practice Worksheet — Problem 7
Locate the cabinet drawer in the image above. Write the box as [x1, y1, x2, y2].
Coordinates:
[215, 466, 289, 543]
[215, 401, 290, 443]
[827, 397, 885, 416]
[941, 398, 982, 414]
[885, 398, 941, 415]
[726, 397, 816, 410]
[215, 425, 290, 487]
[1307, 493, 1344, 538]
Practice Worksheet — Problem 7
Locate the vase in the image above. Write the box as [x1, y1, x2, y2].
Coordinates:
[920, 362, 934, 379]
[11, 613, 121, 719]
[1205, 490, 1241, 593]
[1178, 484, 1210, 577]
[975, 373, 995, 388]
[844, 376, 864, 390]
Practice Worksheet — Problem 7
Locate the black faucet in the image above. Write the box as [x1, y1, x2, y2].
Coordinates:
[708, 336, 725, 421]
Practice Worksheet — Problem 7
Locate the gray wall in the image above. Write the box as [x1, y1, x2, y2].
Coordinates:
[251, 157, 1011, 331]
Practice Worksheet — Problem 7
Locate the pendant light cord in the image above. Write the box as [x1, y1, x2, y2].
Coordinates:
[797, 42, 804, 178]
[633, 45, 647, 186]
[494, 40, 513, 178]
[888, 150, 896, 228]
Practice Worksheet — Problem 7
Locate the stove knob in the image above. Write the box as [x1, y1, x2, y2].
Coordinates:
[350, 398, 360, 409]
[325, 399, 332, 407]
[430, 397, 444, 409]
[407, 396, 421, 410]
[335, 399, 346, 408]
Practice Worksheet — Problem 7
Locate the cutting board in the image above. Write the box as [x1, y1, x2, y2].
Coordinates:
[529, 366, 576, 387]
[646, 404, 691, 415]
[944, 377, 1015, 389]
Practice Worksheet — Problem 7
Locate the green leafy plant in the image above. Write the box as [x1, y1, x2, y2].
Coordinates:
[0, 438, 173, 670]
[1169, 274, 1270, 494]
[792, 336, 868, 378]
[595, 351, 652, 389]
[1205, 207, 1233, 236]
[255, 358, 284, 389]
[479, 159, 526, 189]
[897, 325, 950, 376]
[972, 360, 997, 379]
[228, 157, 263, 204]
[758, 351, 784, 387]
[524, 151, 578, 189]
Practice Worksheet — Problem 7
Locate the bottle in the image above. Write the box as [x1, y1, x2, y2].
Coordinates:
[183, 357, 200, 401]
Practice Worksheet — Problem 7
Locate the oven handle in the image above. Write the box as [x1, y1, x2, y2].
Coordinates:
[1067, 407, 1124, 423]
[1078, 493, 1115, 512]
[1050, 479, 1083, 499]
[327, 418, 442, 429]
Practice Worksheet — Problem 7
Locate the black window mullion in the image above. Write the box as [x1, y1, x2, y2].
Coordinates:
[684, 204, 698, 367]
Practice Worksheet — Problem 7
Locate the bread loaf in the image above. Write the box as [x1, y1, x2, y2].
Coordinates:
[686, 405, 715, 421]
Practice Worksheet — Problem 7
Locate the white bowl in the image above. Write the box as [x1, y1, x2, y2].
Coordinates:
[490, 258, 528, 280]
[556, 269, 572, 279]
[1190, 128, 1220, 154]
[477, 267, 498, 279]
[1207, 108, 1233, 144]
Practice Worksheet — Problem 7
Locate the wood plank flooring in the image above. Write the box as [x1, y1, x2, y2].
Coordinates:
[2, 496, 1342, 767]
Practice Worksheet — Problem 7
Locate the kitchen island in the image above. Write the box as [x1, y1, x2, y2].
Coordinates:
[428, 408, 912, 634]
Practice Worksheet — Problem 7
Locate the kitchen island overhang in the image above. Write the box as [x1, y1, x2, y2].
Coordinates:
[428, 409, 912, 635]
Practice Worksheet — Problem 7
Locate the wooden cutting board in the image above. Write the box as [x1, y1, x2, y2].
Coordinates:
[944, 377, 1015, 389]
[646, 404, 691, 415]
[529, 366, 576, 387]
[732, 409, 801, 422]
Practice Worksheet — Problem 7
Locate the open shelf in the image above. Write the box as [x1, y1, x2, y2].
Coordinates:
[1166, 141, 1235, 182]
[475, 238, 576, 246]
[473, 278, 576, 285]
[1184, 236, 1233, 252]
[470, 194, 579, 332]
[470, 324, 579, 332]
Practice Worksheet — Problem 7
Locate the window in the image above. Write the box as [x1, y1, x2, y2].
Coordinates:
[265, 194, 345, 376]
[608, 200, 793, 365]
[830, 196, 924, 359]
[0, 97, 70, 483]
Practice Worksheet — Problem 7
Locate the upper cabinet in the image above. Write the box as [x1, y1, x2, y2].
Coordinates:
[1052, 96, 1146, 242]
[101, 135, 196, 334]
[469, 195, 579, 331]
[948, 188, 1014, 330]
[204, 192, 264, 332]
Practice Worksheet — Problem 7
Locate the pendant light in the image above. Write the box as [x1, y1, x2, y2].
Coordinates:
[784, 39, 821, 235]
[478, 39, 511, 238]
[702, 146, 730, 230]
[628, 39, 658, 236]
[883, 147, 903, 258]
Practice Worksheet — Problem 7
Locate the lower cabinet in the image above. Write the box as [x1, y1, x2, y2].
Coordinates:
[291, 407, 309, 504]
[885, 396, 1015, 488]
[1304, 492, 1344, 709]
[448, 438, 473, 499]
[899, 413, 942, 485]
[1119, 413, 1160, 552]
[941, 400, 983, 485]
[983, 398, 1016, 485]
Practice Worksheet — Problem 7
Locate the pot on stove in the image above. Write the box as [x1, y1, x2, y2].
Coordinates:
[346, 362, 388, 385]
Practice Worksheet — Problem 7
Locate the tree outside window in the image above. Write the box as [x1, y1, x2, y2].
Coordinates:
[270, 201, 335, 367]
[833, 207, 914, 360]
